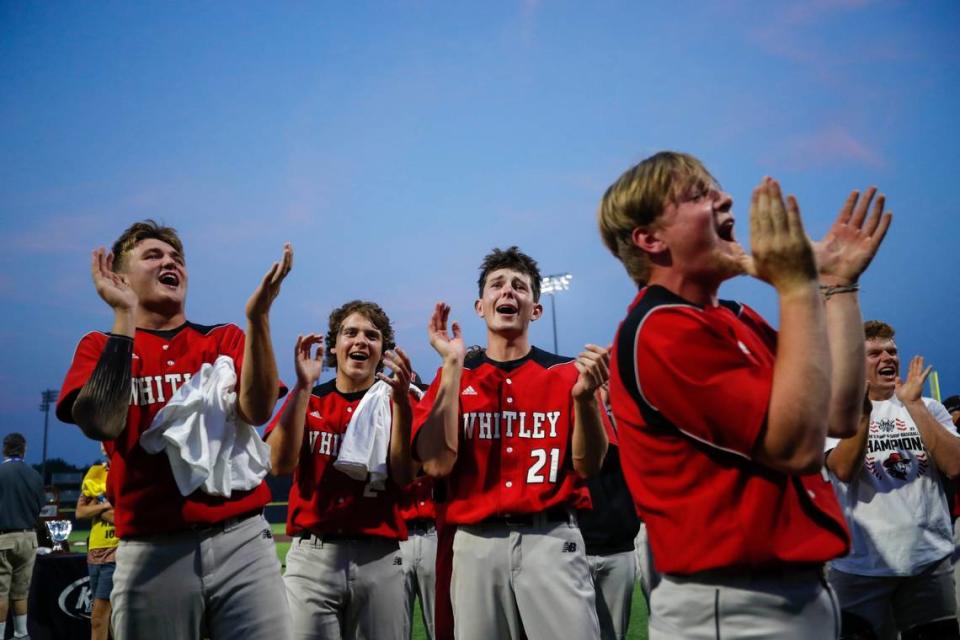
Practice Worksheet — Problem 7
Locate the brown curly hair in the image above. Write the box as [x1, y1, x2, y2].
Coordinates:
[864, 320, 895, 341]
[324, 300, 395, 370]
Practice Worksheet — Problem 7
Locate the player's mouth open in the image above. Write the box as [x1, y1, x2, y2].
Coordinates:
[878, 365, 897, 377]
[717, 218, 736, 242]
[159, 272, 180, 287]
[349, 352, 369, 362]
[496, 304, 518, 315]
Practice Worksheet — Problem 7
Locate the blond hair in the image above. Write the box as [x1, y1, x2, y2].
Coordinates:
[598, 151, 715, 286]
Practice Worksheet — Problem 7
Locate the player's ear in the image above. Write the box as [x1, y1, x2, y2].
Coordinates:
[474, 298, 484, 317]
[631, 226, 667, 255]
[531, 302, 543, 321]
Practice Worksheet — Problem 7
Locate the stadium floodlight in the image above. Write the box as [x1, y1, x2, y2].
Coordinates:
[541, 273, 573, 295]
[39, 389, 57, 483]
[540, 273, 573, 353]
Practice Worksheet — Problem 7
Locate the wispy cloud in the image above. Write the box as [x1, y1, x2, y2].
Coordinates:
[778, 124, 886, 170]
[748, 0, 910, 67]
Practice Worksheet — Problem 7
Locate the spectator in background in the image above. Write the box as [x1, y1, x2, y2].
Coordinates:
[826, 321, 960, 639]
[76, 446, 117, 640]
[0, 432, 45, 640]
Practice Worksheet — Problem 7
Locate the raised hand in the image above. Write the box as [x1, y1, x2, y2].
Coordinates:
[748, 177, 818, 293]
[572, 344, 610, 400]
[378, 347, 414, 409]
[246, 243, 293, 319]
[293, 333, 325, 388]
[895, 355, 932, 404]
[427, 302, 466, 364]
[91, 248, 137, 312]
[813, 187, 892, 286]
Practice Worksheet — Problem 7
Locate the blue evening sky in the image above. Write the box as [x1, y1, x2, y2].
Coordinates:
[1, 1, 957, 467]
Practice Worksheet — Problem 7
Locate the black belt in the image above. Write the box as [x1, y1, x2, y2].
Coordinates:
[298, 531, 392, 543]
[674, 563, 825, 584]
[406, 518, 436, 531]
[0, 528, 33, 534]
[475, 506, 574, 528]
[187, 509, 263, 533]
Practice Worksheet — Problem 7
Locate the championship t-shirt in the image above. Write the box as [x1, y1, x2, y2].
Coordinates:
[826, 396, 958, 576]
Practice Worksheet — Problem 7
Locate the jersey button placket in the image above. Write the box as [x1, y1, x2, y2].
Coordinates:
[500, 375, 518, 504]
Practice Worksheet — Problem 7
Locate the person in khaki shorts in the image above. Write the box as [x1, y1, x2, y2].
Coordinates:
[0, 432, 45, 640]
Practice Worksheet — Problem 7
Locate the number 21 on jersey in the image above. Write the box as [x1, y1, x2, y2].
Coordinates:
[527, 448, 560, 484]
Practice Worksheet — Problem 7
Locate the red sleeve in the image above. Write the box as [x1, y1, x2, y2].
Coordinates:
[636, 307, 772, 458]
[411, 367, 444, 461]
[56, 332, 109, 424]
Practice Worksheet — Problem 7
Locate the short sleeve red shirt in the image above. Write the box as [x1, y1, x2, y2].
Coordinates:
[412, 347, 591, 525]
[264, 380, 407, 540]
[56, 322, 280, 539]
[610, 286, 849, 575]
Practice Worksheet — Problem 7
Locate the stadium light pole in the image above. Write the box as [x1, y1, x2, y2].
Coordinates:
[39, 389, 57, 483]
[540, 273, 573, 354]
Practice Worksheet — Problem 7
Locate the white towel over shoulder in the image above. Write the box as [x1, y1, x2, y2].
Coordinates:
[334, 380, 423, 488]
[139, 355, 272, 497]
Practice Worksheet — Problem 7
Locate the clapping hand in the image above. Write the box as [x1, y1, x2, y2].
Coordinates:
[90, 248, 137, 312]
[293, 333, 325, 388]
[427, 302, 466, 364]
[813, 187, 892, 286]
[246, 243, 293, 319]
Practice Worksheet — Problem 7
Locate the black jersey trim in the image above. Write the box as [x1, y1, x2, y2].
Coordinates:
[311, 379, 369, 402]
[616, 285, 752, 461]
[469, 345, 573, 372]
[138, 320, 230, 340]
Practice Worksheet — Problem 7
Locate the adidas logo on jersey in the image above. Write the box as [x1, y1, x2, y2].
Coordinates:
[309, 411, 322, 419]
[462, 386, 478, 396]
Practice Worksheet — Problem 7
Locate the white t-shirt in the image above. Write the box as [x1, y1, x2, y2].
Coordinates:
[826, 396, 957, 576]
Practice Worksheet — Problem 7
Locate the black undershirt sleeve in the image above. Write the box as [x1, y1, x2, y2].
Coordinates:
[73, 334, 133, 440]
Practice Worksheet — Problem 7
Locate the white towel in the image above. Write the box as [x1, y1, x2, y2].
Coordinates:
[140, 355, 272, 498]
[334, 380, 423, 487]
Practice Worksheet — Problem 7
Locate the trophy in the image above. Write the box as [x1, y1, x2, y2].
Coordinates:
[45, 520, 73, 553]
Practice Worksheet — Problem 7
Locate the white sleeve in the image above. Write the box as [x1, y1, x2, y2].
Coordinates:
[825, 436, 841, 452]
[924, 397, 959, 436]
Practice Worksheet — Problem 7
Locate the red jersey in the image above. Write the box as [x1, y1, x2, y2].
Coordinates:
[57, 322, 278, 539]
[400, 475, 436, 522]
[412, 346, 591, 525]
[265, 380, 407, 540]
[610, 286, 850, 575]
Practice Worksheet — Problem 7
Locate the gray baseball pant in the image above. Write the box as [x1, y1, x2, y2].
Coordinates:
[400, 522, 437, 640]
[649, 566, 839, 640]
[284, 533, 409, 640]
[451, 517, 600, 640]
[588, 549, 637, 640]
[111, 513, 290, 640]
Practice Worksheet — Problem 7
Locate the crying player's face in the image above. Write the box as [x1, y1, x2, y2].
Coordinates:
[335, 312, 383, 384]
[476, 268, 543, 337]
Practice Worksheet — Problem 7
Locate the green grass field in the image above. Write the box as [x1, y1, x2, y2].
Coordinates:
[70, 524, 650, 639]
